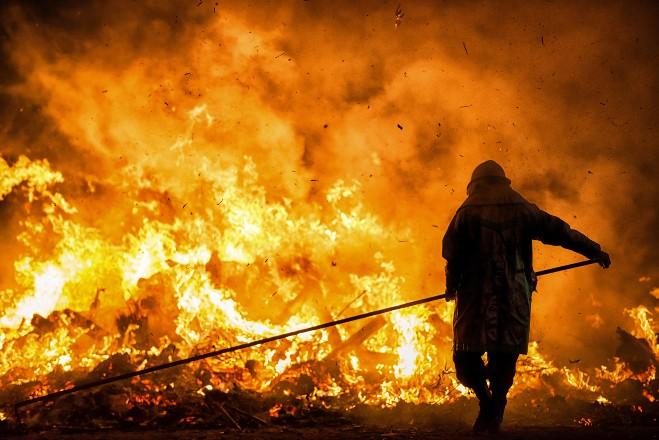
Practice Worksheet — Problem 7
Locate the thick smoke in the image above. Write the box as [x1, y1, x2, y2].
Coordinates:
[0, 0, 658, 365]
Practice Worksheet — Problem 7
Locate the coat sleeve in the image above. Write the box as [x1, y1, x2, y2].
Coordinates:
[529, 205, 602, 259]
[442, 211, 465, 294]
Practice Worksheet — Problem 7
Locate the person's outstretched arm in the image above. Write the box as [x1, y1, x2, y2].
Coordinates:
[531, 206, 611, 268]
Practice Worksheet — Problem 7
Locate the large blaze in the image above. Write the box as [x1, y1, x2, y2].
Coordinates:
[0, 0, 657, 429]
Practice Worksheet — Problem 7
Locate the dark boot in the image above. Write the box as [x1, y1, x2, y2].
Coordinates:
[488, 397, 507, 434]
[472, 385, 493, 434]
[486, 352, 518, 434]
[473, 398, 495, 433]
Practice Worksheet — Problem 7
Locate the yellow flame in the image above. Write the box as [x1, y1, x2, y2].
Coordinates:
[626, 305, 658, 357]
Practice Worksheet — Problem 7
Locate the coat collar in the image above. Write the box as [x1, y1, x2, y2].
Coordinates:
[460, 183, 529, 208]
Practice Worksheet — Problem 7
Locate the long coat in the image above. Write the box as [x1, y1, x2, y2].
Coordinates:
[442, 181, 602, 354]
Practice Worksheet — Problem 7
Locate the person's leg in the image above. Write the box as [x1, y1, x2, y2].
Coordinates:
[453, 351, 492, 432]
[486, 351, 519, 432]
[453, 351, 489, 400]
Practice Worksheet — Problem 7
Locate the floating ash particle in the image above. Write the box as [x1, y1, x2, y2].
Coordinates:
[394, 5, 404, 28]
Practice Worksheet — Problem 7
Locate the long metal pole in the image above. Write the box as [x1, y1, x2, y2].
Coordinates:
[14, 294, 447, 409]
[12, 259, 596, 410]
[534, 258, 597, 276]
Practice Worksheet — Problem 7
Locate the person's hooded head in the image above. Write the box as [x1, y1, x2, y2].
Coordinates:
[467, 160, 511, 196]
